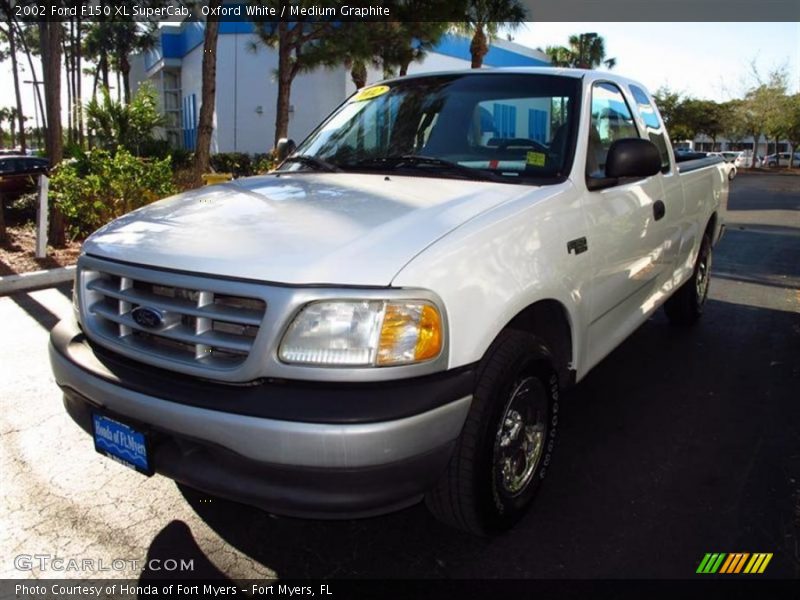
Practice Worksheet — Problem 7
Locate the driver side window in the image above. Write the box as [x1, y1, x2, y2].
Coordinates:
[587, 82, 639, 179]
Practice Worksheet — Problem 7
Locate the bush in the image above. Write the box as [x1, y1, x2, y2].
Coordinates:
[85, 83, 165, 156]
[209, 152, 276, 177]
[50, 147, 175, 239]
[209, 152, 252, 177]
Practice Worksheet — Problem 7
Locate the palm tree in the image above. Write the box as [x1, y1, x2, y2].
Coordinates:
[0, 3, 27, 152]
[459, 0, 527, 68]
[544, 45, 573, 67]
[6, 106, 19, 147]
[84, 22, 112, 92]
[108, 22, 157, 104]
[38, 20, 66, 245]
[194, 1, 222, 184]
[568, 33, 615, 69]
[546, 33, 616, 70]
[0, 107, 8, 147]
[251, 4, 356, 147]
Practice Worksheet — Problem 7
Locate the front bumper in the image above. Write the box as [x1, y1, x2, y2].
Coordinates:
[49, 318, 473, 518]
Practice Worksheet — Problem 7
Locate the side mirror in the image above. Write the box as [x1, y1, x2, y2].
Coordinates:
[605, 138, 661, 179]
[275, 138, 296, 162]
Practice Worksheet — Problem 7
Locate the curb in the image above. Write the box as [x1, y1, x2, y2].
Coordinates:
[0, 265, 76, 296]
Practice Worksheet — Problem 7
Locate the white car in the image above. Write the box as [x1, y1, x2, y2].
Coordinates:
[721, 151, 745, 168]
[764, 152, 800, 168]
[50, 68, 728, 534]
[707, 152, 738, 180]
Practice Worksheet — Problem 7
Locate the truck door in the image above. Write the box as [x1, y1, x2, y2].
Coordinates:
[581, 81, 670, 371]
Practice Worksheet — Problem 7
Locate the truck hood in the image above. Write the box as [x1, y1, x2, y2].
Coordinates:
[83, 173, 534, 286]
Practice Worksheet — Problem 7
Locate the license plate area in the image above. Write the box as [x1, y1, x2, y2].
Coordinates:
[91, 413, 154, 476]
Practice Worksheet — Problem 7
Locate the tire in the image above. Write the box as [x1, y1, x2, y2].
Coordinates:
[664, 232, 712, 326]
[425, 330, 559, 535]
[728, 167, 736, 181]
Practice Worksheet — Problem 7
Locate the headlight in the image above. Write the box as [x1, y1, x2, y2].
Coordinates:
[279, 300, 443, 367]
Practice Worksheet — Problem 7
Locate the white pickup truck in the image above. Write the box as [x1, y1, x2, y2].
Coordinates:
[50, 68, 727, 534]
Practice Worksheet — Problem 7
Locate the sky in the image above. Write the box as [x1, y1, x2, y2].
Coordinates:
[1, 21, 798, 134]
[515, 22, 800, 101]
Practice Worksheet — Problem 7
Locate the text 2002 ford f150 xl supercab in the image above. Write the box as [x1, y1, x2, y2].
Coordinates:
[50, 68, 727, 534]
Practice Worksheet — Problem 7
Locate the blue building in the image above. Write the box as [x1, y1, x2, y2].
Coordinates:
[130, 22, 550, 153]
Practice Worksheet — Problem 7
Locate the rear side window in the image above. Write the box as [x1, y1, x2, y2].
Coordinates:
[630, 85, 671, 172]
[587, 82, 639, 179]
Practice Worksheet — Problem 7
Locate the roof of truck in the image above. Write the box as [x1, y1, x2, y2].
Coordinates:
[378, 67, 651, 96]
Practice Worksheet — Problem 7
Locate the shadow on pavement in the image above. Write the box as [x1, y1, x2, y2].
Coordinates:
[139, 520, 232, 582]
[9, 291, 61, 331]
[6, 281, 72, 331]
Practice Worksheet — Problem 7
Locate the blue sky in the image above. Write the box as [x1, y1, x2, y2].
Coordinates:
[1, 21, 797, 131]
[515, 22, 799, 101]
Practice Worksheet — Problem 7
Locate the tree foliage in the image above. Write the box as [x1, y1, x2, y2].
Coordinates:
[457, 0, 526, 68]
[49, 147, 175, 238]
[545, 32, 616, 69]
[85, 83, 165, 155]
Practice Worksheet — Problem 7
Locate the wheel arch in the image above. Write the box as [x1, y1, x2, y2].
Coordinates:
[498, 299, 575, 389]
[705, 211, 722, 246]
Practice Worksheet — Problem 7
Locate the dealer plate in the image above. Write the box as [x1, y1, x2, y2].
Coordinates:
[92, 413, 153, 476]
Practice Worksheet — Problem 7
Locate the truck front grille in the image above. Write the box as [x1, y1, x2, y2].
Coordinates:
[81, 268, 266, 371]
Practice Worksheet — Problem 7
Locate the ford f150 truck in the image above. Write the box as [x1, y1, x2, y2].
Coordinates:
[49, 68, 727, 534]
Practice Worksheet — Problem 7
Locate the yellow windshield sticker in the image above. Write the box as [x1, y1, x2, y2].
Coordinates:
[352, 85, 390, 102]
[526, 152, 546, 167]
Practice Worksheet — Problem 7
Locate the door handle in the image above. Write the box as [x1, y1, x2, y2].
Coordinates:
[653, 200, 666, 221]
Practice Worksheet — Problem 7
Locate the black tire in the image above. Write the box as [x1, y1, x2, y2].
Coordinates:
[425, 330, 559, 535]
[664, 232, 713, 326]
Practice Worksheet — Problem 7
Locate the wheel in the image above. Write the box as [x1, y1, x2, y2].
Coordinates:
[664, 232, 712, 326]
[425, 330, 559, 535]
[728, 167, 736, 180]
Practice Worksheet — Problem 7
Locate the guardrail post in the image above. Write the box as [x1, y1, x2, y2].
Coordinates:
[35, 174, 49, 259]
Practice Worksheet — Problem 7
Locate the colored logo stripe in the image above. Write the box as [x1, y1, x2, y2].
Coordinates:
[697, 552, 773, 574]
[744, 553, 773, 574]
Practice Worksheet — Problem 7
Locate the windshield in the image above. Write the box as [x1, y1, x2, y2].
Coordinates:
[278, 73, 581, 184]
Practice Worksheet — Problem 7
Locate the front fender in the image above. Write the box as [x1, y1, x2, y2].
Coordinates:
[392, 181, 589, 377]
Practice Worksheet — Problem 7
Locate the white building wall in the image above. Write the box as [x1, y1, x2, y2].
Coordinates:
[141, 28, 550, 154]
[349, 54, 474, 97]
[287, 65, 348, 146]
[210, 34, 349, 153]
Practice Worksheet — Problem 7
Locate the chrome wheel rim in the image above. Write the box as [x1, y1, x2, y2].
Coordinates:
[696, 246, 711, 304]
[493, 377, 546, 497]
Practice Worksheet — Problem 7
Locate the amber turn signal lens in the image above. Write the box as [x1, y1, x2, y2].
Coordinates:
[377, 301, 443, 366]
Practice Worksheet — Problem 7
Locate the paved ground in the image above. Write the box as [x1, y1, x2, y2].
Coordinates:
[1, 173, 798, 581]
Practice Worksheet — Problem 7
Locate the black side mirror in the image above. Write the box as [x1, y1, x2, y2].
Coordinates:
[605, 138, 661, 179]
[275, 138, 296, 162]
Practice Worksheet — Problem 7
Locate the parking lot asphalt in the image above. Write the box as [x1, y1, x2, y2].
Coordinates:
[1, 173, 798, 581]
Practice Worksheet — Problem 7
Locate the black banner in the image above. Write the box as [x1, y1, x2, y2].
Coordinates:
[7, 0, 800, 22]
[3, 579, 800, 600]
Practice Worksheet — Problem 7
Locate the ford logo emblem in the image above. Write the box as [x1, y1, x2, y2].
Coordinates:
[131, 306, 164, 329]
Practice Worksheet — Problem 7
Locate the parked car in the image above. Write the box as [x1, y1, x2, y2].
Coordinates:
[706, 152, 738, 180]
[764, 152, 800, 167]
[720, 151, 745, 168]
[0, 155, 49, 198]
[50, 68, 728, 535]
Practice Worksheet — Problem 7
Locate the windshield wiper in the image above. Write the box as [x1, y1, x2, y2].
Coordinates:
[352, 155, 504, 182]
[281, 154, 342, 173]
